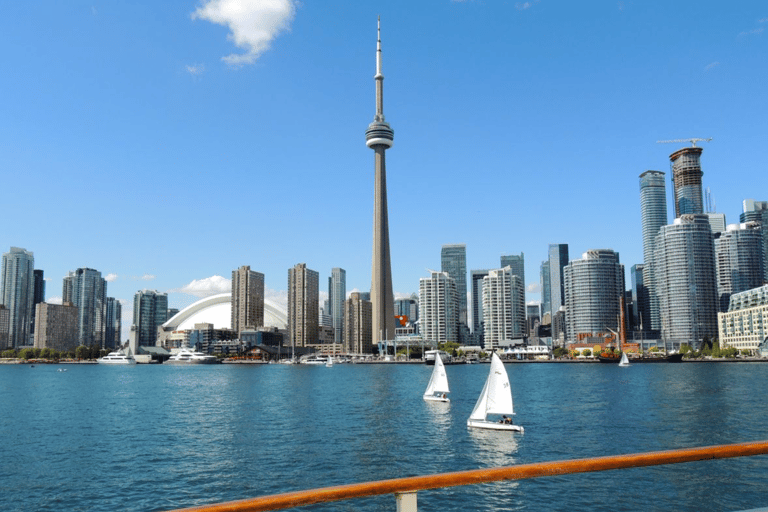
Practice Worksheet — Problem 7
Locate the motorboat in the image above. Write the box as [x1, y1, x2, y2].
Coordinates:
[424, 350, 452, 365]
[97, 348, 137, 365]
[300, 354, 330, 365]
[165, 347, 219, 364]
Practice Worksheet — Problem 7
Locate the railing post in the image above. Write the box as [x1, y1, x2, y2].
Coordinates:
[395, 491, 417, 512]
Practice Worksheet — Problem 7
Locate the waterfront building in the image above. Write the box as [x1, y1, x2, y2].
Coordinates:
[481, 266, 524, 352]
[441, 244, 469, 343]
[1, 247, 35, 348]
[345, 292, 372, 354]
[32, 269, 45, 336]
[470, 269, 490, 345]
[394, 294, 418, 323]
[0, 305, 9, 349]
[718, 284, 768, 352]
[33, 302, 78, 352]
[706, 213, 726, 236]
[132, 290, 168, 347]
[654, 214, 718, 349]
[669, 146, 704, 217]
[639, 170, 667, 332]
[419, 270, 458, 345]
[540, 260, 551, 317]
[63, 268, 107, 348]
[563, 250, 625, 343]
[630, 264, 651, 332]
[741, 199, 768, 282]
[105, 297, 121, 349]
[527, 304, 540, 336]
[714, 223, 764, 312]
[548, 244, 569, 338]
[329, 268, 346, 346]
[287, 263, 319, 349]
[231, 265, 265, 337]
[365, 18, 396, 346]
[500, 252, 525, 307]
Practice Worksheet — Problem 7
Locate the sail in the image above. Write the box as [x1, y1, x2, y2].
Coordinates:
[470, 353, 514, 420]
[619, 352, 629, 366]
[425, 353, 450, 396]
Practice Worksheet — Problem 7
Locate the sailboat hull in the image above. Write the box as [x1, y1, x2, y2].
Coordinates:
[467, 419, 524, 432]
[423, 394, 450, 403]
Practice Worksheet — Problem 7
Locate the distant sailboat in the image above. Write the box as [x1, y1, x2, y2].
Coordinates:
[619, 352, 630, 367]
[423, 351, 450, 402]
[467, 352, 523, 432]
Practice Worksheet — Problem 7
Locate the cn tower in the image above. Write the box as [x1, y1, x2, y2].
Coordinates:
[365, 17, 395, 345]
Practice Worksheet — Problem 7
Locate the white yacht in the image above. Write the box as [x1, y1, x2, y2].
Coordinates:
[97, 349, 137, 365]
[166, 347, 219, 365]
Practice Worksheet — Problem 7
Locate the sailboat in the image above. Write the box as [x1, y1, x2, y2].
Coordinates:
[326, 354, 334, 367]
[467, 352, 523, 432]
[423, 351, 450, 402]
[619, 351, 630, 367]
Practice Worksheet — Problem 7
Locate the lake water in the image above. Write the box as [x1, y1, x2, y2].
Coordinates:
[2, 361, 768, 511]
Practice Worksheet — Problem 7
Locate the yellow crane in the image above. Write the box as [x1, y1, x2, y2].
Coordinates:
[656, 137, 712, 147]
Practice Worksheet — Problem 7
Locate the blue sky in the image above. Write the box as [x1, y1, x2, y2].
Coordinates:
[2, 1, 766, 339]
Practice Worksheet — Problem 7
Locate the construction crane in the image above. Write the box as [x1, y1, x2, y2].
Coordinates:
[656, 137, 713, 147]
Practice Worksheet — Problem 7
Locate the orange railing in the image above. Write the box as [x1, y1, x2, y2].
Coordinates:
[169, 440, 768, 512]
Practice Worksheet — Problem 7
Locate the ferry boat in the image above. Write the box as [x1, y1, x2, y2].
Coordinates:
[97, 349, 137, 365]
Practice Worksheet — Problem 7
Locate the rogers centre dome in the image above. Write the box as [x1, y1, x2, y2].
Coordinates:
[162, 293, 287, 331]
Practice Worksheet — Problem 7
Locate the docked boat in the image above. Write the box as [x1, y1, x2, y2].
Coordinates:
[467, 352, 523, 432]
[423, 350, 450, 402]
[165, 347, 219, 364]
[424, 350, 452, 365]
[299, 354, 330, 365]
[97, 348, 137, 365]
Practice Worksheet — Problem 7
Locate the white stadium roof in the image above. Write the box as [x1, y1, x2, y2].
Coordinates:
[162, 293, 287, 331]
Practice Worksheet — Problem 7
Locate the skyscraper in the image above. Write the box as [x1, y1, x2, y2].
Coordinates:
[33, 302, 78, 352]
[470, 269, 490, 344]
[441, 244, 468, 342]
[654, 214, 718, 349]
[639, 170, 667, 332]
[741, 199, 768, 282]
[329, 268, 346, 346]
[419, 270, 458, 345]
[548, 243, 569, 323]
[563, 250, 625, 343]
[345, 292, 372, 354]
[32, 269, 45, 336]
[231, 265, 265, 337]
[482, 266, 524, 352]
[630, 264, 650, 331]
[714, 223, 764, 312]
[132, 290, 168, 347]
[540, 260, 551, 318]
[670, 146, 704, 217]
[365, 18, 395, 345]
[1, 247, 35, 348]
[105, 297, 121, 349]
[63, 268, 107, 348]
[287, 263, 319, 349]
[500, 252, 525, 308]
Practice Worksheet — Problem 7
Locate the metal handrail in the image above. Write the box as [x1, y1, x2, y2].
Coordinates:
[168, 440, 768, 512]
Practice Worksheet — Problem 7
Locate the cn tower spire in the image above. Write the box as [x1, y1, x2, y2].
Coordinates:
[365, 17, 395, 347]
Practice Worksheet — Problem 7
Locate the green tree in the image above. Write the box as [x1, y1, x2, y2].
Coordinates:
[75, 345, 89, 360]
[19, 348, 35, 360]
[553, 347, 568, 358]
[40, 348, 53, 360]
[583, 349, 591, 357]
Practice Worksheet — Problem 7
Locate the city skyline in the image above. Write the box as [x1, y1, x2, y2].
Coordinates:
[2, 2, 766, 339]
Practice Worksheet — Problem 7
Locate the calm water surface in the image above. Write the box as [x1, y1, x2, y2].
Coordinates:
[2, 361, 768, 511]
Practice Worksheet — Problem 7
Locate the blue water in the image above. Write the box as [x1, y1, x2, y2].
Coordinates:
[2, 361, 768, 511]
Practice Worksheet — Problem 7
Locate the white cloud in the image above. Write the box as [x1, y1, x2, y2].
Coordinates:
[171, 275, 232, 297]
[186, 63, 205, 76]
[527, 283, 541, 293]
[105, 273, 118, 282]
[266, 287, 286, 310]
[516, 2, 533, 9]
[141, 274, 156, 281]
[738, 27, 764, 37]
[48, 296, 63, 305]
[192, 0, 297, 67]
[759, 18, 768, 23]
[704, 61, 719, 71]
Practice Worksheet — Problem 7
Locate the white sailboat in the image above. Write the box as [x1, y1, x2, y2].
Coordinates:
[423, 351, 450, 402]
[619, 351, 630, 367]
[467, 352, 523, 432]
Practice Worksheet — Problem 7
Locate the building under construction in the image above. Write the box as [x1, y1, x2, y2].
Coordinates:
[670, 146, 704, 217]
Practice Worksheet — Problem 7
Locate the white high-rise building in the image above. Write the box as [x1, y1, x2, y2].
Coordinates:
[714, 223, 765, 312]
[419, 270, 458, 345]
[639, 170, 667, 332]
[563, 250, 624, 343]
[1, 247, 35, 348]
[654, 214, 718, 349]
[481, 266, 524, 352]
